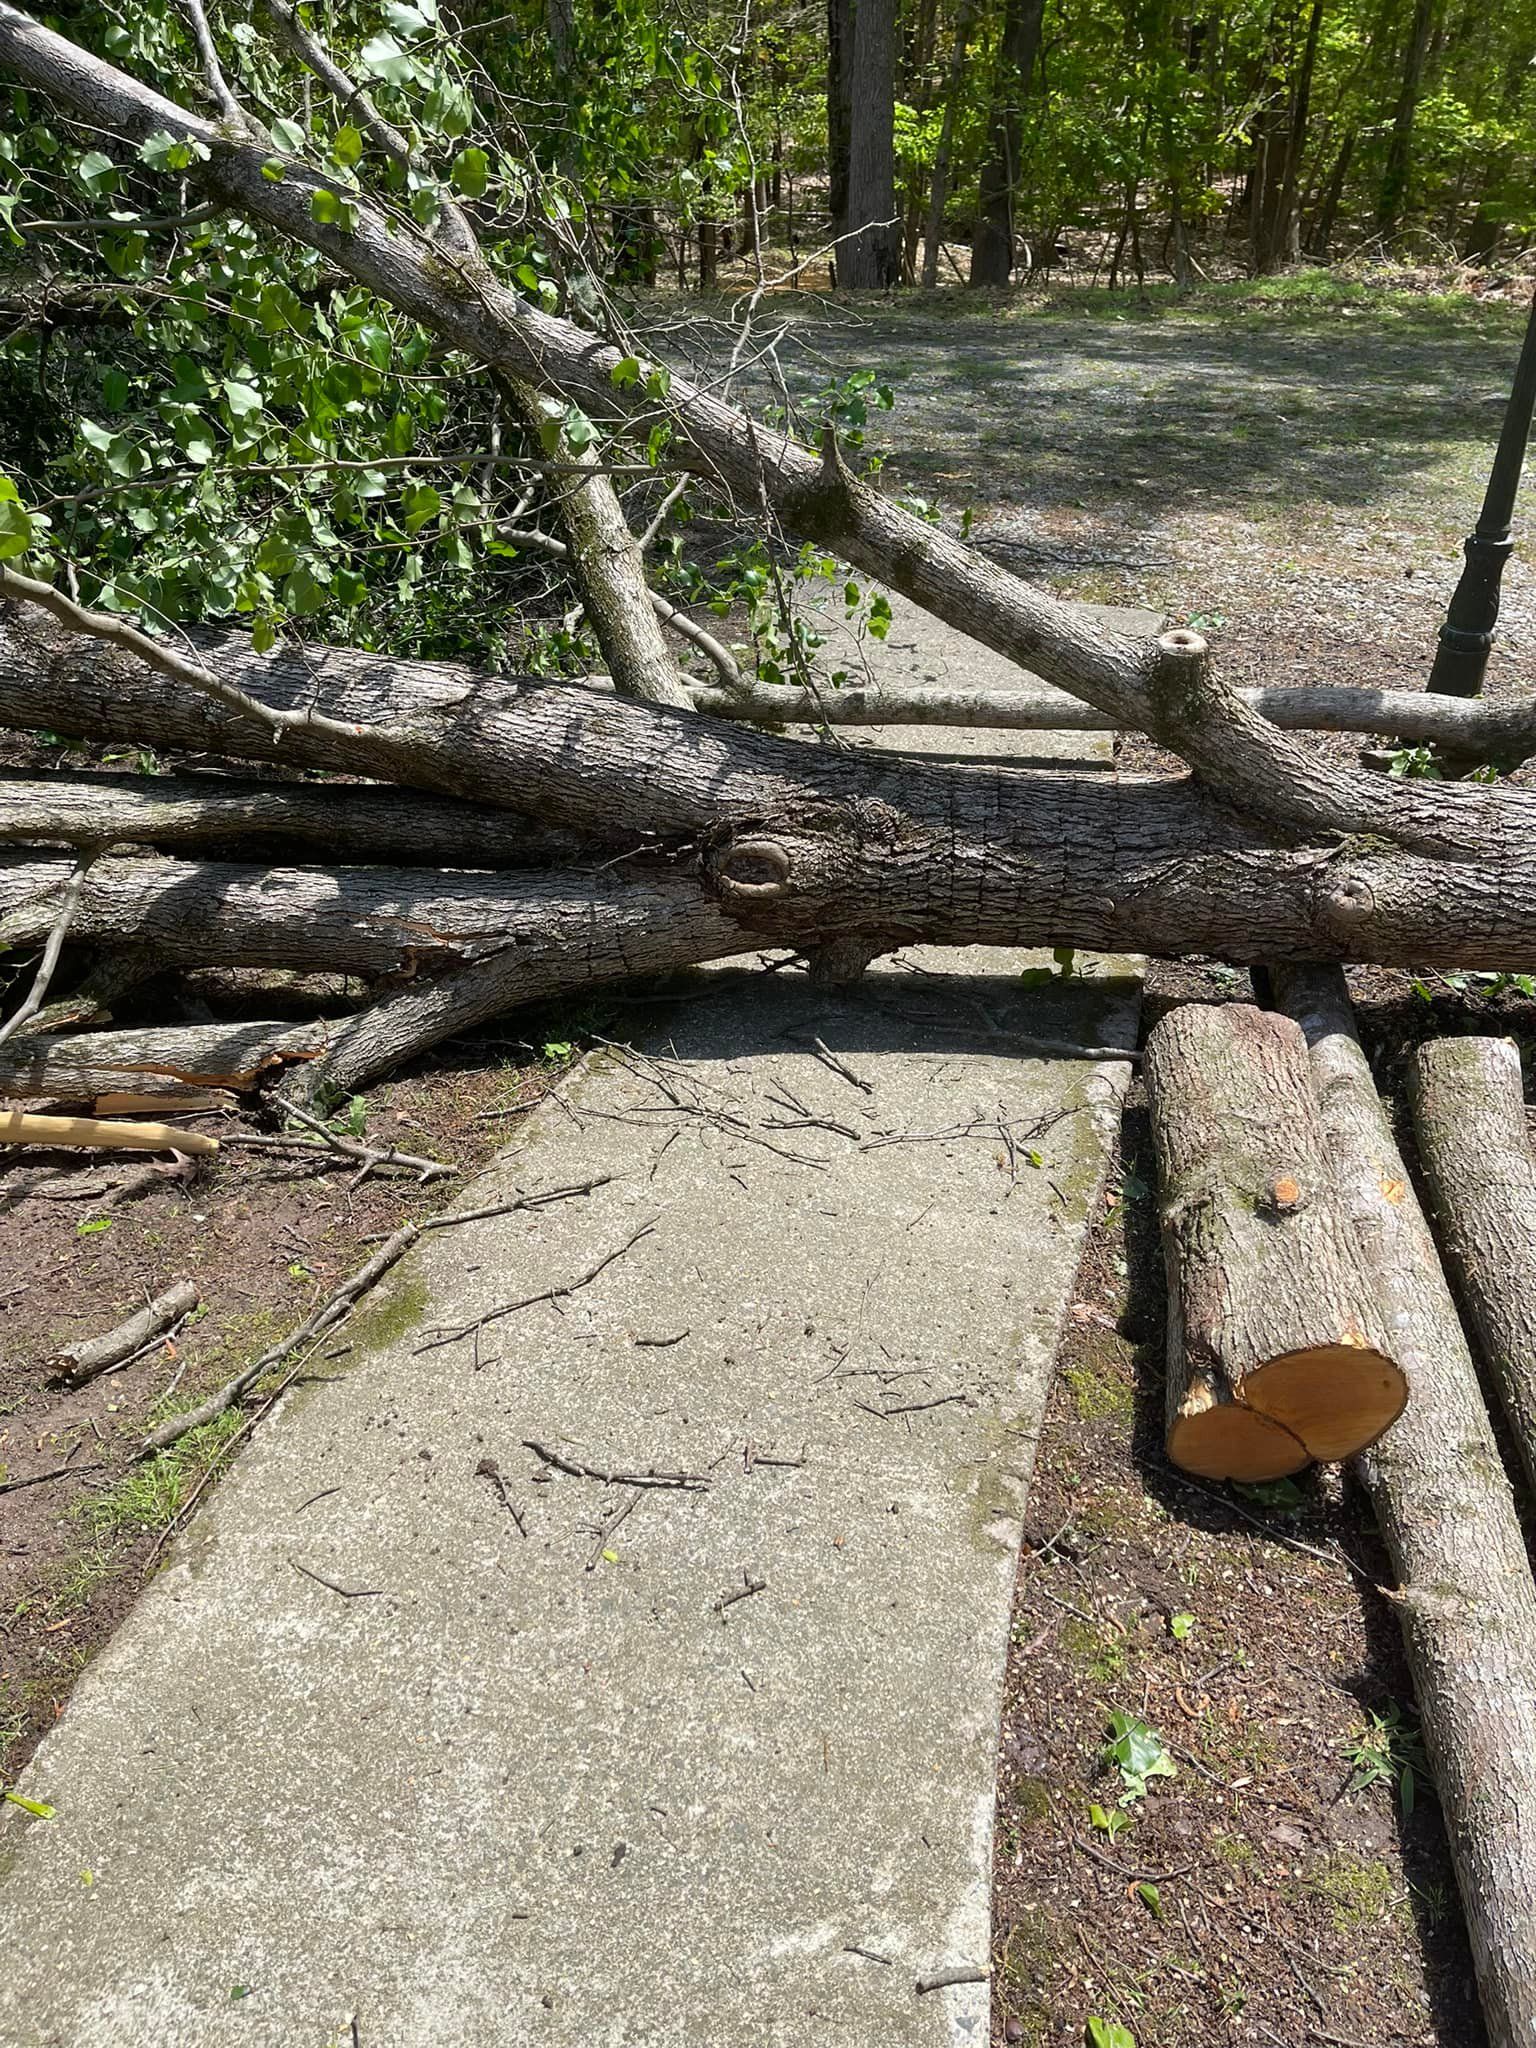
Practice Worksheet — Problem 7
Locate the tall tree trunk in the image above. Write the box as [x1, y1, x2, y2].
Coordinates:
[1307, 127, 1354, 254]
[1377, 0, 1437, 234]
[1266, 0, 1325, 269]
[969, 0, 1045, 286]
[827, 0, 854, 268]
[920, 0, 977, 286]
[841, 0, 903, 287]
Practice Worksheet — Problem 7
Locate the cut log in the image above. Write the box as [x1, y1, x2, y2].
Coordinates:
[1408, 1036, 1536, 1496]
[1145, 1003, 1407, 1475]
[1273, 966, 1536, 2048]
[56, 1279, 199, 1384]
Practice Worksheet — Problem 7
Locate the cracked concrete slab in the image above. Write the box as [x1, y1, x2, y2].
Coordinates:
[0, 596, 1149, 2048]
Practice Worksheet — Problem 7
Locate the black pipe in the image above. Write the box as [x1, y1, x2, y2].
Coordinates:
[1429, 277, 1536, 697]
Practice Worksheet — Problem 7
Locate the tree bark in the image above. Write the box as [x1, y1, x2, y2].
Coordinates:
[1146, 1002, 1406, 1476]
[0, 1019, 330, 1102]
[8, 614, 1536, 976]
[57, 1280, 199, 1384]
[969, 0, 1045, 286]
[920, 0, 977, 287]
[827, 0, 854, 260]
[1273, 966, 1536, 2048]
[1377, 0, 1437, 233]
[1409, 1036, 1536, 1498]
[840, 0, 902, 287]
[0, 770, 580, 865]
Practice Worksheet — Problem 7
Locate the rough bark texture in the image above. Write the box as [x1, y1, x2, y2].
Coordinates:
[0, 1019, 329, 1102]
[841, 0, 902, 286]
[6, 612, 1536, 974]
[1409, 1035, 1536, 1497]
[968, 0, 1045, 286]
[1145, 1002, 1406, 1474]
[0, 770, 579, 865]
[1273, 966, 1536, 2048]
[0, 855, 736, 980]
[56, 1280, 199, 1383]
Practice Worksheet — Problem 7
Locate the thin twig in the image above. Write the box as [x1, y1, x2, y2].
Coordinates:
[475, 1456, 528, 1536]
[0, 1462, 103, 1496]
[413, 1219, 656, 1354]
[0, 855, 94, 1050]
[585, 1486, 642, 1568]
[288, 1556, 384, 1600]
[811, 1037, 874, 1093]
[522, 1439, 710, 1491]
[714, 1574, 768, 1617]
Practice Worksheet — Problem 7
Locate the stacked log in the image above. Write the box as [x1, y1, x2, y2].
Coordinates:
[1273, 967, 1536, 2048]
[1145, 1003, 1407, 1479]
[1409, 1035, 1536, 1496]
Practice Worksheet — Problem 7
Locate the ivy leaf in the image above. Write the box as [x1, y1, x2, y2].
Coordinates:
[332, 124, 364, 168]
[451, 146, 489, 198]
[563, 407, 596, 454]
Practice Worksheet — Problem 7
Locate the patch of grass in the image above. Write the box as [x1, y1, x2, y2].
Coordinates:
[74, 1411, 244, 1547]
[1308, 1852, 1400, 1933]
[1013, 1774, 1053, 1822]
[998, 1902, 1056, 1991]
[1212, 1831, 1256, 1866]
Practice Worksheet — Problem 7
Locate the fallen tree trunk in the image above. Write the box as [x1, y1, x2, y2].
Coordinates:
[1146, 1002, 1406, 1475]
[8, 613, 1536, 978]
[0, 770, 581, 866]
[1408, 1036, 1536, 1497]
[1273, 966, 1536, 2048]
[0, 1019, 329, 1103]
[0, 856, 731, 980]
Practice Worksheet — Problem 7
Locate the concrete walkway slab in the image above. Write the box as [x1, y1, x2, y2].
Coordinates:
[0, 601, 1148, 2048]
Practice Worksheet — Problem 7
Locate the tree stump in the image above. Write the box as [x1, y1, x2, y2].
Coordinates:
[1145, 1003, 1406, 1477]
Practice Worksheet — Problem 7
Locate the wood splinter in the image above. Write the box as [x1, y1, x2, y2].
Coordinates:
[1145, 1003, 1407, 1479]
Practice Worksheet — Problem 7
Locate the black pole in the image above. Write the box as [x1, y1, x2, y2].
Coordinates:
[1429, 277, 1536, 697]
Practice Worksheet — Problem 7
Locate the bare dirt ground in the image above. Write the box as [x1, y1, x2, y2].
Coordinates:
[5, 272, 1535, 2044]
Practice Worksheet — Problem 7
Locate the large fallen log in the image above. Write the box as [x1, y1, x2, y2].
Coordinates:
[0, 857, 729, 979]
[7, 612, 1536, 978]
[1408, 1036, 1536, 1496]
[1273, 966, 1536, 2048]
[1145, 1002, 1406, 1477]
[0, 771, 579, 866]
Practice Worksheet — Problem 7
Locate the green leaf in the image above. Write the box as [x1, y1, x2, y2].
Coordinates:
[222, 379, 262, 418]
[0, 497, 34, 561]
[563, 407, 595, 454]
[75, 150, 116, 195]
[261, 158, 287, 182]
[332, 124, 364, 168]
[400, 482, 441, 531]
[138, 130, 207, 174]
[1136, 1881, 1164, 1919]
[2, 1790, 56, 1820]
[609, 354, 643, 388]
[251, 617, 278, 654]
[1169, 1611, 1195, 1641]
[101, 368, 130, 412]
[268, 117, 306, 153]
[1086, 2022, 1135, 2048]
[867, 593, 892, 640]
[360, 31, 418, 84]
[76, 1217, 113, 1236]
[309, 188, 357, 232]
[451, 146, 489, 198]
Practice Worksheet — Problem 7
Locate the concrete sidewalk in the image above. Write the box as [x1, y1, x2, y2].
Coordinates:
[0, 599, 1146, 2048]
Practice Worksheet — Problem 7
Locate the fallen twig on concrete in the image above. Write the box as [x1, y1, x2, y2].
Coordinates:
[474, 1456, 528, 1536]
[522, 1438, 711, 1490]
[915, 1965, 989, 1994]
[713, 1574, 768, 1617]
[413, 1218, 656, 1354]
